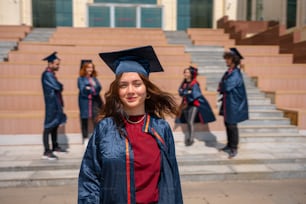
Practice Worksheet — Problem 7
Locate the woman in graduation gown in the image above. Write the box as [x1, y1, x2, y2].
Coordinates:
[78, 46, 183, 204]
[78, 59, 103, 145]
[176, 66, 216, 146]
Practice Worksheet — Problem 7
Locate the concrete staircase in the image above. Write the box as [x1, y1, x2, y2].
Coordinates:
[165, 30, 305, 142]
[1, 132, 306, 187]
[185, 45, 302, 141]
[1, 29, 306, 188]
[0, 25, 31, 61]
[164, 30, 306, 179]
[22, 28, 55, 42]
[0, 41, 17, 61]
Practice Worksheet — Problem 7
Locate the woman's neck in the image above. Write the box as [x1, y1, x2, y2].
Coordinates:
[124, 107, 145, 116]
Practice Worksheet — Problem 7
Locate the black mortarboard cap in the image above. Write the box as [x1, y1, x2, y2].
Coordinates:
[80, 59, 92, 69]
[42, 51, 59, 62]
[229, 48, 244, 59]
[99, 45, 164, 77]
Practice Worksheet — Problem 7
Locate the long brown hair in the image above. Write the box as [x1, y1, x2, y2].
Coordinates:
[97, 73, 178, 130]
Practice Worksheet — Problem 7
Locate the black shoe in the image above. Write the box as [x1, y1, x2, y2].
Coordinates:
[219, 145, 230, 153]
[52, 146, 68, 154]
[228, 149, 238, 159]
[41, 151, 58, 160]
[185, 139, 194, 146]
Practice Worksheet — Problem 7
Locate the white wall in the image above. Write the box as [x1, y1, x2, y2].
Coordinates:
[213, 0, 225, 28]
[224, 0, 238, 20]
[20, 0, 32, 26]
[0, 0, 21, 25]
[73, 0, 93, 27]
[158, 0, 177, 31]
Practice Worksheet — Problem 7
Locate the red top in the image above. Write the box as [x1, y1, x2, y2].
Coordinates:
[125, 115, 161, 204]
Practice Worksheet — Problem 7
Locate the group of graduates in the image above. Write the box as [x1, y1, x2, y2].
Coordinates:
[175, 48, 249, 158]
[41, 53, 103, 160]
[40, 46, 248, 204]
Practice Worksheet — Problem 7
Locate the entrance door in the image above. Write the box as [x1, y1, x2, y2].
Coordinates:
[32, 0, 56, 27]
[190, 0, 213, 28]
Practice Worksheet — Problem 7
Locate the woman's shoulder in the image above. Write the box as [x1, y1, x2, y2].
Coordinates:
[94, 117, 118, 135]
[150, 115, 171, 128]
[97, 117, 115, 127]
[78, 76, 86, 80]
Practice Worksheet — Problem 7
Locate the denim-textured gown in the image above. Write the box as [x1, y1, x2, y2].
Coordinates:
[41, 68, 66, 129]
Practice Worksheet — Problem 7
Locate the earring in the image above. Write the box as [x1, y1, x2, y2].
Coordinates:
[146, 94, 151, 99]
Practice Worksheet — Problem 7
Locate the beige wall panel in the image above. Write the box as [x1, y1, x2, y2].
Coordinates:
[158, 0, 177, 31]
[0, 0, 21, 25]
[224, 0, 238, 20]
[213, 0, 225, 28]
[73, 0, 93, 27]
[20, 0, 32, 26]
[262, 0, 282, 22]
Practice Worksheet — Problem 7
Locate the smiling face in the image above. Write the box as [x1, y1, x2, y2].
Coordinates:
[118, 72, 147, 115]
[49, 59, 60, 71]
[183, 68, 192, 82]
[85, 63, 94, 77]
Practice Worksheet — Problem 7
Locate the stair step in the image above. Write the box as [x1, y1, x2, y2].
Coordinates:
[1, 139, 306, 187]
[179, 163, 306, 181]
[249, 110, 284, 117]
[185, 45, 224, 52]
[174, 131, 305, 143]
[0, 169, 79, 188]
[2, 162, 306, 187]
[239, 125, 299, 133]
[240, 132, 306, 142]
[241, 118, 291, 125]
[22, 28, 55, 42]
[0, 41, 18, 47]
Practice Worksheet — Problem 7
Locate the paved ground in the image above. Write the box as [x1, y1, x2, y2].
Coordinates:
[0, 179, 306, 204]
[1, 132, 306, 203]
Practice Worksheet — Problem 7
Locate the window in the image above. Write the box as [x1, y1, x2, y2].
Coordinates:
[287, 0, 297, 28]
[88, 6, 110, 27]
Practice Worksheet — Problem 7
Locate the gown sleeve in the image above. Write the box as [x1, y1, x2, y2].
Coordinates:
[78, 124, 103, 204]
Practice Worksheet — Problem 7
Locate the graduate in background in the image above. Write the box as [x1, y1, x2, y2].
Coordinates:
[175, 65, 216, 146]
[78, 59, 103, 146]
[41, 52, 67, 160]
[218, 48, 249, 158]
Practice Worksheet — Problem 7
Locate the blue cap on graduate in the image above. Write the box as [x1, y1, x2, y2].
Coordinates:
[229, 48, 244, 59]
[80, 59, 92, 69]
[99, 45, 164, 77]
[42, 52, 59, 62]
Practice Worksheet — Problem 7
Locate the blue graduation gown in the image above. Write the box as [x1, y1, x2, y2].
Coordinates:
[78, 114, 183, 204]
[78, 76, 102, 119]
[176, 81, 216, 124]
[41, 69, 66, 129]
[218, 67, 249, 124]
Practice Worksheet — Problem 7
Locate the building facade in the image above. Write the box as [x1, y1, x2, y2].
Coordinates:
[0, 0, 305, 31]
